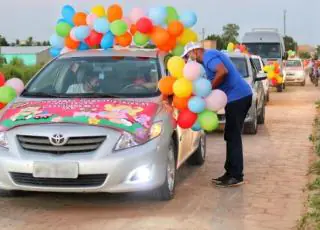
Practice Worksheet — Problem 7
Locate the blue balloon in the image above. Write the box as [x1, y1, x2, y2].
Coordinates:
[93, 18, 109, 34]
[192, 120, 202, 131]
[100, 32, 114, 49]
[78, 42, 89, 51]
[180, 11, 197, 28]
[193, 78, 212, 97]
[75, 26, 90, 41]
[50, 47, 62, 57]
[188, 96, 206, 113]
[148, 7, 167, 25]
[49, 34, 65, 49]
[62, 5, 76, 25]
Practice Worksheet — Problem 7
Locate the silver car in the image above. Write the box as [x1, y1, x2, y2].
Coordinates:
[0, 49, 206, 201]
[217, 52, 267, 134]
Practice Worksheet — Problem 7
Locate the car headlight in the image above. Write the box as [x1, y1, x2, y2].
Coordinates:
[0, 132, 8, 149]
[114, 121, 163, 151]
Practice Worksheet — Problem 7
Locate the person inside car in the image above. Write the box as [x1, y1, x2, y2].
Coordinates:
[67, 69, 100, 94]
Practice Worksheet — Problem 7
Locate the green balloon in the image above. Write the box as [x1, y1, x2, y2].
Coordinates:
[110, 20, 128, 36]
[0, 86, 17, 104]
[166, 6, 179, 24]
[55, 22, 72, 38]
[172, 44, 184, 56]
[133, 32, 149, 46]
[198, 110, 219, 132]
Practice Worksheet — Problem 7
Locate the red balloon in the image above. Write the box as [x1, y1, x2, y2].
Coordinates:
[136, 17, 153, 34]
[85, 30, 103, 47]
[0, 102, 6, 110]
[0, 72, 5, 87]
[271, 78, 277, 86]
[177, 109, 197, 129]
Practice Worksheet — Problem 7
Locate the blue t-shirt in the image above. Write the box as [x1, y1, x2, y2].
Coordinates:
[203, 50, 252, 103]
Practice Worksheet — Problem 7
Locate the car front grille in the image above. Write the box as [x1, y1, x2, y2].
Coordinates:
[10, 172, 107, 187]
[17, 135, 106, 154]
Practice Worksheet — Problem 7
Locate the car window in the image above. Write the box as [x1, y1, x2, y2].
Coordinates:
[230, 57, 249, 78]
[23, 56, 161, 98]
[250, 58, 259, 77]
[252, 58, 262, 71]
[285, 60, 302, 68]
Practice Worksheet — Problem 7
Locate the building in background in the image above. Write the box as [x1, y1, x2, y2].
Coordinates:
[0, 46, 51, 65]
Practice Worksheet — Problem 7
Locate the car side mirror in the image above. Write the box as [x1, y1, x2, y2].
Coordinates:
[256, 72, 267, 81]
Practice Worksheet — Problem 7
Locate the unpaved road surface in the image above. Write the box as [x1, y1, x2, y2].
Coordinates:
[0, 83, 319, 230]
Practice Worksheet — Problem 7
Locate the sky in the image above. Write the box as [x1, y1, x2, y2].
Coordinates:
[0, 0, 319, 45]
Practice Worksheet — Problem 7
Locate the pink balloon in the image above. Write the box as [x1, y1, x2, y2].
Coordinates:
[70, 27, 79, 41]
[86, 13, 98, 27]
[183, 61, 202, 81]
[5, 78, 25, 95]
[205, 89, 227, 112]
[129, 8, 145, 23]
[123, 17, 132, 27]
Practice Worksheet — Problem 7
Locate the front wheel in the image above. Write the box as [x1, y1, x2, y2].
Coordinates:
[257, 105, 265, 125]
[243, 107, 258, 135]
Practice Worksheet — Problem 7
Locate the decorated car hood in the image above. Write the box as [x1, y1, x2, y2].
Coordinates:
[0, 99, 159, 142]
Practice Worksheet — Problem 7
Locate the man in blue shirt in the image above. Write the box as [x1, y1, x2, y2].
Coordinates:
[182, 42, 253, 187]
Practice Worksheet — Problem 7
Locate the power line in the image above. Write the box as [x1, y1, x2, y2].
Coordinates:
[283, 9, 287, 36]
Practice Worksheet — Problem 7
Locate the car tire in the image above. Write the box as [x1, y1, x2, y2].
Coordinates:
[153, 140, 176, 201]
[243, 107, 258, 135]
[301, 80, 306, 86]
[257, 105, 265, 125]
[187, 133, 206, 166]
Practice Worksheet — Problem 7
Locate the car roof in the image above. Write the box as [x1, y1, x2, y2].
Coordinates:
[250, 55, 261, 59]
[57, 48, 167, 59]
[225, 52, 249, 58]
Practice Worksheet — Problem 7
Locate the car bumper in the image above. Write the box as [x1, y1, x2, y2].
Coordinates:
[0, 141, 168, 193]
[285, 77, 305, 83]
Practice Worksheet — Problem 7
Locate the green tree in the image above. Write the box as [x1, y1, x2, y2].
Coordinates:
[0, 35, 9, 46]
[299, 51, 311, 59]
[221, 24, 240, 46]
[316, 46, 320, 57]
[205, 34, 224, 50]
[26, 37, 33, 46]
[10, 57, 25, 66]
[15, 39, 20, 46]
[283, 36, 297, 51]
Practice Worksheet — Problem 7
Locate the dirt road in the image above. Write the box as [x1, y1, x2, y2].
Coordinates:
[0, 83, 319, 230]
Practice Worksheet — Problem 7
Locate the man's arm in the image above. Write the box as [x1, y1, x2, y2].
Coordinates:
[211, 63, 228, 89]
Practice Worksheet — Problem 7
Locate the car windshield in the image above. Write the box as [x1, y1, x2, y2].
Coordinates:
[230, 57, 249, 78]
[285, 60, 302, 68]
[252, 58, 262, 71]
[22, 56, 161, 98]
[244, 43, 281, 59]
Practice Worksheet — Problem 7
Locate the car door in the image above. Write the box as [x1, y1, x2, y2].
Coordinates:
[250, 58, 264, 112]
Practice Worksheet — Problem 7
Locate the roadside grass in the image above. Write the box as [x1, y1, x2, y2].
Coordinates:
[298, 102, 320, 230]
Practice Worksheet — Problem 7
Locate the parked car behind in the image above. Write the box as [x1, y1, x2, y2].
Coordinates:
[217, 52, 267, 134]
[0, 48, 206, 201]
[284, 58, 306, 86]
[251, 55, 270, 103]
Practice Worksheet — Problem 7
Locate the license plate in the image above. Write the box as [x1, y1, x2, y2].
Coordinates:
[33, 162, 79, 178]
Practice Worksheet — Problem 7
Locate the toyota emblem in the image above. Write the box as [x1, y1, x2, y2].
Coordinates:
[49, 134, 68, 146]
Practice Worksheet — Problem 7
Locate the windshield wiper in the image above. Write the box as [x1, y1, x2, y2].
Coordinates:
[71, 93, 120, 98]
[21, 92, 63, 98]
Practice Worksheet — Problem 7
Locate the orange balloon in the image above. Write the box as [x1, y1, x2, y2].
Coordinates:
[158, 76, 176, 95]
[130, 24, 137, 35]
[158, 36, 176, 52]
[65, 36, 80, 49]
[168, 21, 184, 37]
[151, 26, 170, 46]
[73, 12, 87, 26]
[107, 4, 123, 22]
[173, 96, 190, 110]
[115, 32, 132, 47]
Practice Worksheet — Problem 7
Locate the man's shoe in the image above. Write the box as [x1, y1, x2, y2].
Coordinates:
[216, 177, 244, 188]
[211, 173, 229, 183]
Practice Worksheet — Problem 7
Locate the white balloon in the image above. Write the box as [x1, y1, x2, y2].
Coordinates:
[205, 89, 228, 112]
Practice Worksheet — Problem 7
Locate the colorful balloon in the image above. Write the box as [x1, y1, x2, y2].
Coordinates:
[179, 11, 197, 28]
[183, 61, 202, 81]
[227, 42, 235, 52]
[78, 42, 89, 50]
[73, 12, 87, 26]
[65, 36, 80, 49]
[93, 18, 110, 34]
[205, 89, 227, 112]
[56, 22, 72, 37]
[173, 96, 190, 110]
[74, 26, 90, 41]
[130, 24, 138, 35]
[85, 30, 103, 47]
[166, 6, 179, 24]
[151, 26, 170, 46]
[136, 17, 153, 34]
[91, 5, 106, 17]
[158, 36, 176, 52]
[50, 47, 62, 57]
[167, 56, 185, 79]
[0, 72, 5, 86]
[123, 17, 132, 28]
[129, 8, 145, 23]
[110, 20, 128, 36]
[0, 103, 5, 110]
[198, 110, 219, 131]
[148, 7, 167, 25]
[49, 34, 65, 48]
[188, 96, 206, 113]
[100, 32, 114, 49]
[62, 5, 76, 25]
[177, 109, 197, 129]
[107, 4, 123, 22]
[172, 44, 184, 56]
[177, 28, 198, 45]
[5, 78, 24, 95]
[168, 21, 184, 37]
[0, 86, 17, 104]
[191, 119, 202, 131]
[193, 78, 212, 97]
[115, 32, 132, 47]
[158, 76, 176, 95]
[133, 32, 149, 46]
[70, 27, 79, 41]
[173, 78, 193, 98]
[86, 13, 98, 27]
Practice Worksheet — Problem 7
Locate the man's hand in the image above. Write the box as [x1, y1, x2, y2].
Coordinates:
[211, 63, 228, 89]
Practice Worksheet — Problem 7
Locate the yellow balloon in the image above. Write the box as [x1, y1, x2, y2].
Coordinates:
[267, 72, 275, 79]
[227, 42, 234, 52]
[91, 5, 106, 17]
[177, 28, 198, 46]
[276, 75, 283, 83]
[263, 66, 270, 73]
[167, 56, 185, 79]
[173, 78, 193, 98]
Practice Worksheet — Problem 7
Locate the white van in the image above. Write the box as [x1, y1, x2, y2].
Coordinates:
[242, 28, 287, 92]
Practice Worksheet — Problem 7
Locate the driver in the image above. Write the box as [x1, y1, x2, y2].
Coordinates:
[67, 69, 100, 94]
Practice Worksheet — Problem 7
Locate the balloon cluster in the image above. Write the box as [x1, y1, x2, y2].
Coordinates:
[226, 42, 248, 54]
[263, 62, 282, 86]
[0, 73, 25, 110]
[288, 50, 296, 58]
[159, 57, 227, 132]
[50, 4, 199, 57]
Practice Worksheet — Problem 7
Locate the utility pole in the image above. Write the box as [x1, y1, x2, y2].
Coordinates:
[283, 9, 287, 36]
[200, 28, 205, 41]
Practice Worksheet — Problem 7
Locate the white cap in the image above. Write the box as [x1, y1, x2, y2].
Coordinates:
[181, 42, 202, 57]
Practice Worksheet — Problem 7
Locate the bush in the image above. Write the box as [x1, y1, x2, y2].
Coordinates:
[0, 63, 43, 84]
